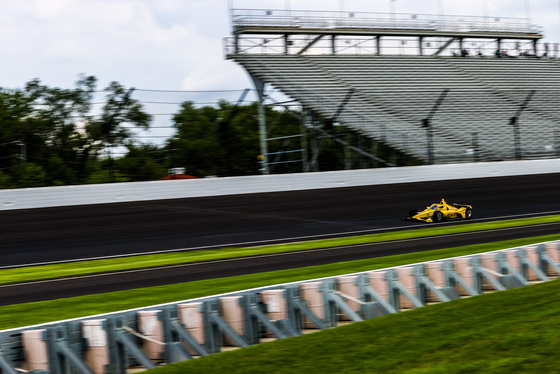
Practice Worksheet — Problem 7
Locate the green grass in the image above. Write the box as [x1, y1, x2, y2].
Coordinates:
[2, 234, 559, 330]
[2, 214, 560, 286]
[146, 278, 560, 374]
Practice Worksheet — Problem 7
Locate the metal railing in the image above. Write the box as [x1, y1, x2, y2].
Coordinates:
[231, 8, 542, 35]
[224, 36, 557, 58]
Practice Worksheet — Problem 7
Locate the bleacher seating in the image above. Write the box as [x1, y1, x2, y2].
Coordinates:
[233, 54, 560, 163]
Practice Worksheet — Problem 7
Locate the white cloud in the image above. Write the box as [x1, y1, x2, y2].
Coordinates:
[1, 0, 559, 143]
[3, 0, 559, 89]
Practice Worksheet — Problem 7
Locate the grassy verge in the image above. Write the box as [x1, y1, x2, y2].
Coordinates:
[146, 278, 560, 374]
[2, 233, 559, 330]
[2, 214, 560, 286]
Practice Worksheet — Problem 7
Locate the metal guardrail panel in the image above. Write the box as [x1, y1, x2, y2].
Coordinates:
[1, 240, 560, 373]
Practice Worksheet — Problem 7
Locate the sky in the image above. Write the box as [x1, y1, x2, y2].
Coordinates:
[2, 0, 560, 144]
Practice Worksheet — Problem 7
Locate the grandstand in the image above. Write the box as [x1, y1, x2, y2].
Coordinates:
[225, 8, 560, 169]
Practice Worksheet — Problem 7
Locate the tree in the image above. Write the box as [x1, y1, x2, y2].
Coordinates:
[15, 162, 48, 188]
[115, 143, 167, 181]
[26, 75, 97, 185]
[0, 87, 42, 184]
[0, 77, 153, 188]
[167, 101, 304, 177]
[84, 82, 153, 183]
[88, 82, 151, 146]
[167, 101, 224, 177]
[0, 170, 12, 189]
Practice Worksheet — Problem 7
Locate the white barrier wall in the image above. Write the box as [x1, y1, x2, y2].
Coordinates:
[1, 159, 559, 211]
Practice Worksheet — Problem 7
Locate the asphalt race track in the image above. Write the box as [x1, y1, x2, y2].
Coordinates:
[2, 221, 560, 306]
[2, 173, 560, 305]
[2, 173, 560, 266]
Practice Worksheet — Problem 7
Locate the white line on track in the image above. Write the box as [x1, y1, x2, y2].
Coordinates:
[4, 210, 560, 270]
[2, 220, 560, 289]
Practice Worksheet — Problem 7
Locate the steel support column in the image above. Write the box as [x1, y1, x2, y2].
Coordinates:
[344, 133, 352, 170]
[423, 88, 449, 165]
[472, 132, 480, 162]
[509, 90, 535, 160]
[250, 75, 269, 174]
[301, 116, 310, 172]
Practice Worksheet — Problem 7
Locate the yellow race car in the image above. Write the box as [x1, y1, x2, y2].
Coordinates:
[405, 199, 473, 223]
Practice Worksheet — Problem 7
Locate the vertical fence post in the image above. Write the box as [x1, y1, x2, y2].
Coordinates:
[422, 88, 449, 165]
[472, 132, 480, 162]
[509, 90, 535, 160]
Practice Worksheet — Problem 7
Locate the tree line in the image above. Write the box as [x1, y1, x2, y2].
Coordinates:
[0, 76, 414, 189]
[0, 76, 151, 188]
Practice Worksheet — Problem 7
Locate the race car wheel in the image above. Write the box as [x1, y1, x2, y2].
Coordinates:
[432, 211, 443, 223]
[408, 209, 419, 217]
[465, 208, 473, 219]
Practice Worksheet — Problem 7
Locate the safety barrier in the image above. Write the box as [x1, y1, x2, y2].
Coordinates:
[2, 159, 560, 211]
[1, 241, 559, 373]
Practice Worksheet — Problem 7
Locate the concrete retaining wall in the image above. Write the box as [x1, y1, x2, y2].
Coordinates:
[1, 159, 559, 211]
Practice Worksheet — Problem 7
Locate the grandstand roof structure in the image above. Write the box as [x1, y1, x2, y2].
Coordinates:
[225, 7, 559, 171]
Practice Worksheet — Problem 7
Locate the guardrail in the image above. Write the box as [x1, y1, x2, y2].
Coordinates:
[1, 240, 559, 373]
